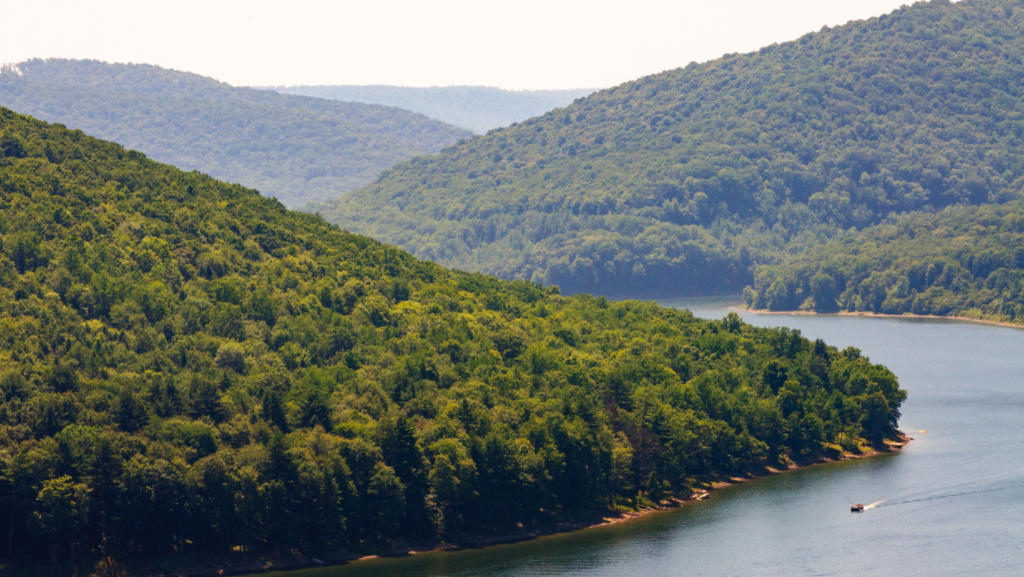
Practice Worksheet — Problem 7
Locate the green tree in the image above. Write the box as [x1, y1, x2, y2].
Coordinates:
[214, 342, 247, 374]
[858, 383, 893, 447]
[31, 476, 90, 566]
[809, 273, 839, 313]
[262, 390, 290, 432]
[113, 390, 148, 432]
[367, 465, 406, 540]
[298, 388, 333, 430]
[427, 454, 459, 536]
[762, 360, 788, 395]
[189, 378, 226, 423]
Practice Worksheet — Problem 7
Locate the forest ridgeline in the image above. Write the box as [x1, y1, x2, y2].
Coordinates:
[314, 0, 1024, 299]
[0, 59, 472, 208]
[0, 108, 904, 568]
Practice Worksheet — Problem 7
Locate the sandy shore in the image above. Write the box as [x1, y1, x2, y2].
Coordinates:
[161, 434, 910, 577]
[731, 307, 1024, 330]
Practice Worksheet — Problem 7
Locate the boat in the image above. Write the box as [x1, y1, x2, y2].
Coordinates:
[851, 503, 865, 512]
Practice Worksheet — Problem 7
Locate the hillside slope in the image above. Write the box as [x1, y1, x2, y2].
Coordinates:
[0, 107, 904, 568]
[0, 59, 472, 207]
[744, 200, 1024, 323]
[269, 85, 597, 134]
[316, 0, 1024, 296]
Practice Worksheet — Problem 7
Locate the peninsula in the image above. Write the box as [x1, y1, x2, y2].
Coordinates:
[0, 108, 905, 573]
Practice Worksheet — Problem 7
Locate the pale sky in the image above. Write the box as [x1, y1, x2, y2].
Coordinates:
[3, 0, 919, 90]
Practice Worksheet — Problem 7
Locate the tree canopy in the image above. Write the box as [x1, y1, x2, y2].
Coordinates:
[0, 59, 472, 208]
[314, 0, 1024, 296]
[0, 108, 904, 569]
[745, 199, 1024, 323]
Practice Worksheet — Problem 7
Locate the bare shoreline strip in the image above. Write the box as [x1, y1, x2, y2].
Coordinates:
[729, 307, 1024, 330]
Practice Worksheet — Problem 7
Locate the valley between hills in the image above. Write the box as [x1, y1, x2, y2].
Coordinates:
[5, 0, 1024, 574]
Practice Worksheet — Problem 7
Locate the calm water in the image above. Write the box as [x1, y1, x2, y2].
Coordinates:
[260, 297, 1024, 577]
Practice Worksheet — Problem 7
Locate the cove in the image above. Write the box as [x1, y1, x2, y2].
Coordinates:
[254, 296, 1024, 577]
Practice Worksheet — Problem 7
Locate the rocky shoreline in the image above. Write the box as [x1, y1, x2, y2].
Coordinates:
[731, 306, 1024, 330]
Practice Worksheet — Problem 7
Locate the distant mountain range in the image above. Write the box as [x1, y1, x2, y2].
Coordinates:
[314, 0, 1024, 298]
[264, 85, 597, 134]
[0, 59, 472, 207]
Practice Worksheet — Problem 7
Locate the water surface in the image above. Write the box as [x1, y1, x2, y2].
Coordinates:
[262, 296, 1024, 577]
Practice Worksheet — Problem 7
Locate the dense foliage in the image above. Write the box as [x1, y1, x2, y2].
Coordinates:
[0, 109, 904, 568]
[0, 59, 472, 208]
[315, 0, 1024, 296]
[745, 200, 1024, 323]
[269, 85, 597, 134]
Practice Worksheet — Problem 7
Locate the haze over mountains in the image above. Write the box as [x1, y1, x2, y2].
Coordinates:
[315, 0, 1024, 298]
[266, 86, 598, 134]
[0, 59, 472, 207]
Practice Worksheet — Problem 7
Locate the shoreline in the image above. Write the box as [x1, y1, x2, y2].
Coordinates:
[730, 307, 1024, 330]
[152, 434, 910, 577]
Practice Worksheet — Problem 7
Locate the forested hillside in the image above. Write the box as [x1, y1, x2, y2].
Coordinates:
[0, 108, 905, 570]
[745, 200, 1024, 323]
[0, 59, 472, 207]
[315, 0, 1024, 296]
[269, 85, 597, 134]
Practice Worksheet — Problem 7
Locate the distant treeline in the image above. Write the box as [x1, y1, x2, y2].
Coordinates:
[0, 59, 472, 207]
[745, 200, 1024, 324]
[314, 0, 1024, 297]
[0, 108, 904, 570]
[267, 85, 597, 134]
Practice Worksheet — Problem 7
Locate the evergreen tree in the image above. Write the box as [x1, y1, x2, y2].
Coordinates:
[262, 390, 290, 433]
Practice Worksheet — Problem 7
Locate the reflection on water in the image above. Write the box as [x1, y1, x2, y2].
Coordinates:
[259, 296, 1024, 577]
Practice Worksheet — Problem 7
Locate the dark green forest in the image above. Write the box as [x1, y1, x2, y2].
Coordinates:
[0, 108, 904, 571]
[0, 59, 472, 208]
[745, 200, 1024, 323]
[314, 0, 1024, 297]
[269, 85, 597, 134]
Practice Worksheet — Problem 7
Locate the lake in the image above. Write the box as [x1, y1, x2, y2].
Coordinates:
[257, 296, 1024, 577]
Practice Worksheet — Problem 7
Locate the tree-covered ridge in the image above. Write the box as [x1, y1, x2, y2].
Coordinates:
[5, 59, 469, 152]
[744, 200, 1024, 323]
[268, 85, 598, 134]
[315, 0, 1024, 296]
[0, 108, 904, 569]
[0, 59, 472, 207]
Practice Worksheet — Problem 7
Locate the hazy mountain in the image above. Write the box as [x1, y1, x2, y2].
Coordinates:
[0, 59, 472, 207]
[267, 85, 597, 134]
[314, 0, 1024, 297]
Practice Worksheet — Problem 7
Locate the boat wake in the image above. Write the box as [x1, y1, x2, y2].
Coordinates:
[877, 485, 1013, 508]
[864, 468, 1024, 511]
